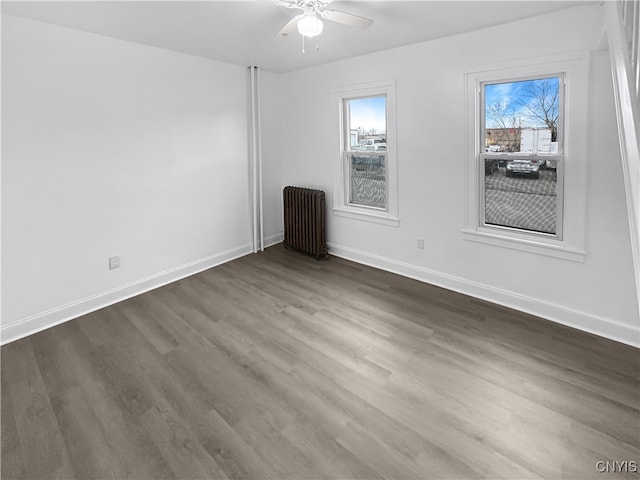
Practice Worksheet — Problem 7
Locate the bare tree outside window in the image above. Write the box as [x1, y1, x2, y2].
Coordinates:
[486, 100, 521, 152]
[515, 78, 560, 142]
[485, 77, 560, 152]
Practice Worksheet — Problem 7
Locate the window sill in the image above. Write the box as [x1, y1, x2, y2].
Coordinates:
[333, 207, 400, 227]
[462, 228, 585, 262]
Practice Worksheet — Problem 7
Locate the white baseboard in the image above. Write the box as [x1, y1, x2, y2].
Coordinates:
[328, 242, 640, 348]
[1, 243, 254, 346]
[263, 232, 284, 248]
[6, 237, 636, 348]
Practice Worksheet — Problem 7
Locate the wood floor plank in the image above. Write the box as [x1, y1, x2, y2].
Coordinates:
[424, 328, 640, 446]
[162, 342, 324, 479]
[160, 292, 424, 479]
[65, 316, 177, 479]
[2, 340, 76, 480]
[29, 325, 126, 479]
[2, 244, 638, 479]
[1, 360, 25, 480]
[90, 299, 275, 479]
[139, 404, 229, 479]
[178, 314, 385, 479]
[118, 295, 180, 354]
[204, 307, 525, 478]
[198, 406, 281, 479]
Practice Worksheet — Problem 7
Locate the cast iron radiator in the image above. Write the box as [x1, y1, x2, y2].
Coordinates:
[283, 186, 328, 258]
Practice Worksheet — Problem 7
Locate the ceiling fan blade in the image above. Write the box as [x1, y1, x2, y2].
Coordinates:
[277, 14, 302, 37]
[321, 10, 373, 29]
[268, 0, 301, 9]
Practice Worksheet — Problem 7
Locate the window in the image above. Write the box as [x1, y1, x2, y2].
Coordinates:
[481, 75, 564, 238]
[464, 54, 589, 262]
[333, 81, 398, 226]
[344, 96, 387, 209]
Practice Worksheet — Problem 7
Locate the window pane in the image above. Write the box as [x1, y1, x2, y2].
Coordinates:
[484, 158, 557, 234]
[346, 96, 386, 151]
[484, 77, 560, 153]
[350, 154, 386, 208]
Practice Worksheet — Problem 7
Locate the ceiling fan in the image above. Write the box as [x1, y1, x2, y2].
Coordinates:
[273, 0, 373, 39]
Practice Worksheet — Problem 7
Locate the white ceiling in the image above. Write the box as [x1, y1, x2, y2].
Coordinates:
[2, 1, 594, 73]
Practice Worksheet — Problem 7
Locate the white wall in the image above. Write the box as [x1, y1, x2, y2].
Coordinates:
[1, 14, 252, 342]
[263, 5, 640, 346]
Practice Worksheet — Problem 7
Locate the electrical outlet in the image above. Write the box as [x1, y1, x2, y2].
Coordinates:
[109, 256, 120, 270]
[417, 239, 424, 250]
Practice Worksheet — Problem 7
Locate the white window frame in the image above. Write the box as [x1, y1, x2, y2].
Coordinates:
[332, 80, 399, 227]
[463, 52, 589, 262]
[479, 73, 566, 240]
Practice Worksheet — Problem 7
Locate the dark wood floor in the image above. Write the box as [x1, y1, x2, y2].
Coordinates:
[2, 245, 639, 479]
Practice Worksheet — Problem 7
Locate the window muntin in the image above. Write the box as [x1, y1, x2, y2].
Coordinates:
[480, 75, 564, 238]
[343, 95, 387, 210]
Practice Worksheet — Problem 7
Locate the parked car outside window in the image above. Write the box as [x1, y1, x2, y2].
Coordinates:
[506, 158, 542, 179]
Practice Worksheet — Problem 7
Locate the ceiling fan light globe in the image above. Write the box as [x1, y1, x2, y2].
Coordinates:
[297, 15, 323, 37]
